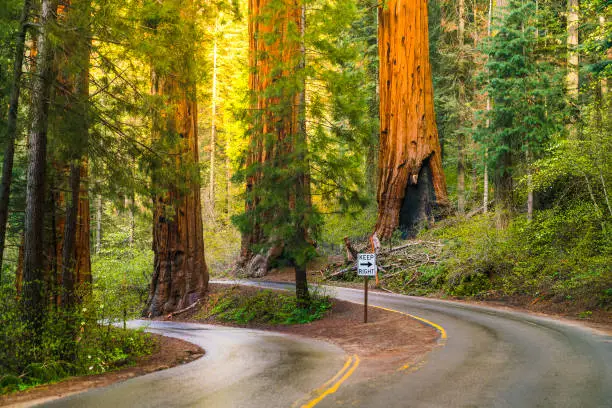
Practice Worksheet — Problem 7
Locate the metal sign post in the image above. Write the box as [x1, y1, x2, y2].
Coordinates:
[357, 253, 377, 323]
[364, 276, 368, 323]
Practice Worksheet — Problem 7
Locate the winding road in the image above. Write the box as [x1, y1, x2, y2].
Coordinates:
[41, 281, 611, 408]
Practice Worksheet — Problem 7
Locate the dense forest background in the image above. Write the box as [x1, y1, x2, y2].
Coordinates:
[0, 0, 610, 393]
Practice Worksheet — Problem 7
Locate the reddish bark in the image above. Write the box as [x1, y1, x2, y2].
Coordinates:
[241, 0, 304, 264]
[375, 0, 449, 239]
[146, 73, 209, 317]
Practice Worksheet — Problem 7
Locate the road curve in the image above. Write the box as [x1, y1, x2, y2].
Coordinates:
[234, 280, 612, 408]
[39, 321, 346, 408]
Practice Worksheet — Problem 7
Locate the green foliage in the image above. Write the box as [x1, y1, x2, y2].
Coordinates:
[419, 204, 611, 309]
[92, 248, 153, 322]
[200, 286, 332, 325]
[233, 0, 376, 268]
[0, 284, 155, 395]
[320, 204, 377, 247]
[475, 0, 566, 187]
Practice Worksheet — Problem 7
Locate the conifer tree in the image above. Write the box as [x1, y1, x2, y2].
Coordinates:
[476, 0, 564, 227]
[144, 0, 209, 317]
[0, 0, 30, 277]
[238, 0, 308, 277]
[22, 0, 57, 330]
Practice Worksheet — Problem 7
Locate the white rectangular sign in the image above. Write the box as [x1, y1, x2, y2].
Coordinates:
[357, 253, 377, 276]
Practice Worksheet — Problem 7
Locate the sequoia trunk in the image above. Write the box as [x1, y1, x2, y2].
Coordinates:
[375, 0, 449, 239]
[146, 69, 208, 317]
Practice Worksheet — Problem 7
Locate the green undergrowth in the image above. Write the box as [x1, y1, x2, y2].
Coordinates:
[0, 286, 156, 395]
[391, 203, 611, 311]
[328, 202, 611, 313]
[197, 286, 332, 325]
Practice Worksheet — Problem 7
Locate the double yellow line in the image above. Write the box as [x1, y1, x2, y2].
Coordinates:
[370, 305, 448, 341]
[299, 354, 360, 408]
[297, 303, 447, 407]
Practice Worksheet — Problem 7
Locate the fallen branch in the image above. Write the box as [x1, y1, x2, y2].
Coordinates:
[166, 299, 201, 319]
[379, 286, 397, 294]
[323, 265, 356, 280]
[385, 240, 442, 253]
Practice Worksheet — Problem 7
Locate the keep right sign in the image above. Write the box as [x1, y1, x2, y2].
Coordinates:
[357, 253, 377, 276]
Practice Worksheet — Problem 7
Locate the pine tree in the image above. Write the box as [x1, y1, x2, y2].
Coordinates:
[476, 0, 564, 227]
[143, 0, 209, 317]
[22, 0, 57, 331]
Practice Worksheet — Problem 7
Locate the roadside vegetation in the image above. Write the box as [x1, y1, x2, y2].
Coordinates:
[0, 284, 154, 395]
[195, 286, 332, 326]
[321, 203, 611, 316]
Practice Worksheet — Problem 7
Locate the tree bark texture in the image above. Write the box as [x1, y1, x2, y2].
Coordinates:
[375, 0, 449, 239]
[241, 0, 303, 263]
[146, 74, 209, 317]
[22, 0, 57, 329]
[566, 0, 579, 102]
[0, 0, 31, 277]
[457, 0, 466, 215]
[61, 163, 80, 307]
[209, 18, 218, 214]
[56, 0, 92, 304]
[95, 193, 101, 253]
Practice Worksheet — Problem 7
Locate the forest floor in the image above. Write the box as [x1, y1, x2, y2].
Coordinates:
[0, 334, 203, 408]
[252, 264, 612, 335]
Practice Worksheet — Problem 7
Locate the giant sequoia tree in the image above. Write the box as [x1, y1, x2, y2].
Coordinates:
[237, 0, 312, 301]
[145, 0, 208, 317]
[375, 0, 449, 239]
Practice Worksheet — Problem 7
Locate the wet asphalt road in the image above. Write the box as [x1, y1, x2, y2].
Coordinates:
[39, 321, 346, 408]
[238, 281, 612, 408]
[40, 280, 611, 407]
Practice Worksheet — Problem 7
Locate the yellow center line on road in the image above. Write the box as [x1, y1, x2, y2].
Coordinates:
[371, 305, 447, 340]
[298, 354, 361, 408]
[369, 304, 447, 372]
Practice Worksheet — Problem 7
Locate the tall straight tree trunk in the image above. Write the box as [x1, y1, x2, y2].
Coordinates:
[75, 163, 91, 286]
[0, 0, 31, 277]
[241, 0, 305, 265]
[147, 71, 209, 316]
[483, 0, 493, 214]
[22, 0, 57, 329]
[61, 163, 80, 307]
[209, 18, 218, 214]
[456, 0, 466, 215]
[59, 0, 92, 305]
[567, 0, 579, 113]
[493, 0, 512, 228]
[226, 139, 231, 221]
[146, 2, 208, 316]
[294, 1, 310, 305]
[95, 193, 102, 253]
[375, 0, 450, 239]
